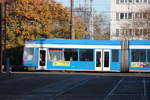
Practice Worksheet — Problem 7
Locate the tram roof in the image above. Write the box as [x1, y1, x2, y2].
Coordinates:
[25, 39, 150, 46]
[25, 39, 122, 45]
[129, 40, 150, 45]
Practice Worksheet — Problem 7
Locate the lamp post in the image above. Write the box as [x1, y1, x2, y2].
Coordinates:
[0, 1, 5, 73]
[0, 0, 14, 74]
[0, 0, 10, 73]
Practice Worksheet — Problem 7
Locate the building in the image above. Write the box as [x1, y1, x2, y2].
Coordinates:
[111, 0, 150, 40]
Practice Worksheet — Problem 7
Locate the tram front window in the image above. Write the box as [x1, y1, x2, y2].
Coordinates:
[23, 48, 34, 61]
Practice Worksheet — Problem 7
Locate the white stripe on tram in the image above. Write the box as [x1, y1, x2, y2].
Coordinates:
[25, 44, 121, 49]
[130, 45, 150, 49]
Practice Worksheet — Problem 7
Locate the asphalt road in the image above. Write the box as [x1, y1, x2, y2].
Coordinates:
[0, 72, 150, 100]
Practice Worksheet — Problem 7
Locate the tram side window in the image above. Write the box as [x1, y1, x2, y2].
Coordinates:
[23, 48, 34, 61]
[132, 49, 146, 62]
[64, 49, 78, 61]
[79, 49, 93, 61]
[48, 49, 64, 61]
[112, 50, 119, 62]
[147, 50, 150, 62]
[140, 50, 146, 62]
[132, 49, 139, 62]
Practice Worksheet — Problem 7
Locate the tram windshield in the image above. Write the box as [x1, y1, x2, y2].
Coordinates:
[23, 48, 34, 61]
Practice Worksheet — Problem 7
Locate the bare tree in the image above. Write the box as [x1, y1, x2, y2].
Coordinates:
[73, 6, 110, 40]
[93, 14, 110, 40]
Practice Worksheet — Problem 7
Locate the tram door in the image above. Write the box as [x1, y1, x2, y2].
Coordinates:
[95, 50, 110, 71]
[38, 48, 47, 70]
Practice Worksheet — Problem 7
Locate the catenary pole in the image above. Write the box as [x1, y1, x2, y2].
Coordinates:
[90, 0, 93, 40]
[70, 0, 75, 39]
[0, 2, 5, 73]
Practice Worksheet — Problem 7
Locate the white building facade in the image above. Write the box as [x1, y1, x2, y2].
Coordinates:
[111, 0, 150, 40]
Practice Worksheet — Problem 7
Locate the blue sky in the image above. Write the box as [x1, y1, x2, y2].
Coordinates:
[56, 0, 110, 14]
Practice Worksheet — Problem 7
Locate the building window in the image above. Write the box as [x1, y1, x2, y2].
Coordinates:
[140, 29, 143, 35]
[143, 0, 148, 2]
[129, 29, 132, 35]
[112, 50, 119, 62]
[117, 12, 147, 20]
[120, 13, 124, 19]
[148, 29, 150, 34]
[143, 29, 147, 35]
[134, 29, 139, 35]
[116, 29, 119, 36]
[143, 12, 148, 19]
[140, 13, 143, 19]
[128, 13, 133, 19]
[135, 13, 140, 19]
[136, 0, 140, 3]
[116, 0, 120, 4]
[125, 13, 128, 19]
[117, 0, 149, 4]
[116, 29, 149, 37]
[120, 0, 124, 3]
[79, 49, 93, 61]
[122, 29, 126, 36]
[128, 0, 133, 3]
[116, 13, 119, 20]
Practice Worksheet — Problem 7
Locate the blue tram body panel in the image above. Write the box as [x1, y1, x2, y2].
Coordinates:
[110, 50, 122, 71]
[47, 61, 95, 71]
[129, 40, 150, 45]
[23, 39, 150, 72]
[23, 39, 122, 72]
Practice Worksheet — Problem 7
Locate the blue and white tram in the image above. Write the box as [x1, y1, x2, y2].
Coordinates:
[129, 40, 150, 72]
[23, 39, 150, 72]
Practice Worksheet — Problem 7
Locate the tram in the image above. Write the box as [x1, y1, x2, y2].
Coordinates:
[23, 39, 150, 72]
